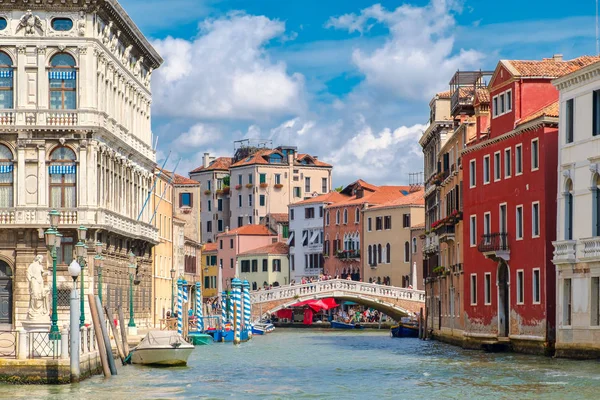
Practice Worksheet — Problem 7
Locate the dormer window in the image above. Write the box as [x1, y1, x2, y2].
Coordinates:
[492, 89, 512, 118]
[51, 18, 74, 31]
[0, 18, 7, 31]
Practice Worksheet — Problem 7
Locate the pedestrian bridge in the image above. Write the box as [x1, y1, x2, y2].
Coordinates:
[250, 279, 425, 322]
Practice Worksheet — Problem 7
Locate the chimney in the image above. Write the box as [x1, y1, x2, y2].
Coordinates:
[552, 54, 563, 62]
[314, 156, 318, 160]
[225, 226, 229, 233]
[203, 153, 210, 168]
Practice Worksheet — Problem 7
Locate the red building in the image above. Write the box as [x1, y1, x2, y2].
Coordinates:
[461, 55, 599, 354]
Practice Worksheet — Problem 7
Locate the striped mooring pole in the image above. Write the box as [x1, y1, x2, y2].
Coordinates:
[242, 280, 251, 337]
[177, 279, 183, 335]
[221, 290, 228, 328]
[195, 281, 203, 331]
[231, 278, 242, 345]
[228, 288, 234, 324]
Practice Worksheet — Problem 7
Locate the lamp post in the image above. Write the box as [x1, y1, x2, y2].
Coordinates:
[128, 251, 137, 334]
[94, 241, 104, 303]
[68, 259, 81, 381]
[76, 225, 88, 327]
[170, 268, 176, 316]
[45, 209, 61, 341]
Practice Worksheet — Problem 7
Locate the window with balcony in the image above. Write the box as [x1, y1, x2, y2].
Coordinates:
[248, 174, 253, 185]
[531, 139, 539, 171]
[484, 273, 491, 305]
[0, 144, 13, 207]
[238, 175, 242, 185]
[564, 180, 573, 240]
[259, 173, 266, 184]
[49, 147, 77, 208]
[566, 99, 574, 143]
[0, 52, 14, 109]
[49, 53, 77, 110]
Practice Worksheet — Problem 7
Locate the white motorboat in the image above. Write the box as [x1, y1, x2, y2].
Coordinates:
[130, 331, 194, 366]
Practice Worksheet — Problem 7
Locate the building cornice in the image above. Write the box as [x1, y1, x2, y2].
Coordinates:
[460, 116, 558, 156]
[419, 120, 453, 148]
[553, 60, 600, 91]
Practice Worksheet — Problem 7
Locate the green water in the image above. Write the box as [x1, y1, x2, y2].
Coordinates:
[2, 329, 600, 399]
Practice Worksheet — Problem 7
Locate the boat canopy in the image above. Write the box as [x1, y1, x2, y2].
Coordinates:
[290, 298, 339, 312]
[136, 331, 186, 350]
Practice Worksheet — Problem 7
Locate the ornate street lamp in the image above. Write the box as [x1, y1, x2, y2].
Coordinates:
[45, 209, 62, 341]
[128, 251, 137, 330]
[170, 268, 176, 316]
[94, 242, 104, 303]
[75, 226, 88, 327]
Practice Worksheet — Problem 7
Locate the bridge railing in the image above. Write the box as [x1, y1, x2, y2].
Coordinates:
[250, 279, 425, 304]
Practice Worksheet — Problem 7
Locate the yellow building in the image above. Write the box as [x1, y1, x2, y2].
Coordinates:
[152, 169, 174, 326]
[238, 242, 290, 290]
[362, 190, 424, 286]
[202, 243, 219, 299]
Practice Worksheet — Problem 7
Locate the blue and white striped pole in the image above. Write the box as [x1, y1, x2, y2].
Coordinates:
[242, 280, 251, 338]
[231, 278, 242, 345]
[182, 280, 189, 333]
[221, 291, 228, 328]
[177, 279, 183, 335]
[195, 282, 203, 331]
[228, 288, 234, 324]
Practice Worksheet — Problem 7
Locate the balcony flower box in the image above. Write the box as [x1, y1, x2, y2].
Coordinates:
[274, 183, 284, 189]
[245, 183, 254, 189]
[432, 266, 446, 276]
[259, 183, 269, 189]
[204, 189, 211, 195]
[235, 184, 242, 190]
[222, 186, 230, 195]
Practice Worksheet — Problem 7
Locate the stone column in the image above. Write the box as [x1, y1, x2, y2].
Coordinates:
[78, 46, 88, 109]
[16, 142, 25, 207]
[36, 46, 48, 110]
[37, 144, 47, 207]
[79, 141, 88, 208]
[16, 46, 27, 109]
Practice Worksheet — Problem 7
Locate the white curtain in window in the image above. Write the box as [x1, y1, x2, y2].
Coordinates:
[0, 170, 13, 207]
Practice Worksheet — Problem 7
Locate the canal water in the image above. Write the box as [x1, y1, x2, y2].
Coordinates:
[2, 329, 600, 399]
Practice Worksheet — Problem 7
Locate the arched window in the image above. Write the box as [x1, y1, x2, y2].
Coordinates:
[594, 174, 600, 237]
[412, 237, 417, 253]
[336, 210, 340, 225]
[386, 243, 391, 264]
[49, 147, 77, 208]
[0, 52, 13, 109]
[343, 208, 348, 224]
[49, 53, 77, 110]
[0, 144, 14, 207]
[355, 208, 360, 223]
[326, 211, 330, 226]
[565, 179, 573, 240]
[368, 245, 372, 265]
[404, 241, 410, 262]
[377, 244, 382, 264]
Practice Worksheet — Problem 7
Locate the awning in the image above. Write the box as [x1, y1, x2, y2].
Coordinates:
[48, 70, 76, 80]
[290, 298, 339, 313]
[309, 230, 319, 244]
[286, 231, 295, 246]
[0, 164, 13, 174]
[49, 164, 76, 174]
[0, 69, 13, 78]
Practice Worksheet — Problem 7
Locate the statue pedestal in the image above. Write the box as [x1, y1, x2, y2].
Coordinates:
[22, 320, 57, 358]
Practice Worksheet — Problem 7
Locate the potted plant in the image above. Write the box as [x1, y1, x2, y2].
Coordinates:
[204, 189, 211, 195]
[260, 182, 269, 188]
[245, 183, 253, 189]
[235, 184, 242, 190]
[274, 183, 284, 189]
[216, 189, 224, 196]
[223, 186, 230, 195]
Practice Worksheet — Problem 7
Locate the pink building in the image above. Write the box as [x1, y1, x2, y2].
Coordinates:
[216, 225, 278, 289]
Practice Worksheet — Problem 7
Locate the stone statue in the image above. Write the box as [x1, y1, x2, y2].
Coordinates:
[122, 45, 132, 65]
[102, 21, 113, 45]
[144, 67, 153, 86]
[27, 255, 49, 321]
[17, 10, 43, 36]
[110, 30, 121, 54]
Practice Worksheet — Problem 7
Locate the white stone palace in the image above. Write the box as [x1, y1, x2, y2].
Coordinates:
[0, 0, 162, 329]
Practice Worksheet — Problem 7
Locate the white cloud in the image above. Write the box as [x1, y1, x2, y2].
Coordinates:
[326, 0, 484, 100]
[173, 123, 222, 148]
[152, 12, 306, 120]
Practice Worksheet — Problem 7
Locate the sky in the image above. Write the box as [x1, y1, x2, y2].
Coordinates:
[119, 0, 598, 186]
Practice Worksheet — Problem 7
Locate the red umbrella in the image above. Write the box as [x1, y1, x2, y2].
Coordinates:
[290, 298, 339, 312]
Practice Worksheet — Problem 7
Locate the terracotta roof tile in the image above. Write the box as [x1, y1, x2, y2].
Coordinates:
[295, 153, 332, 167]
[216, 224, 274, 237]
[268, 213, 289, 223]
[437, 90, 451, 99]
[517, 101, 559, 126]
[329, 184, 412, 208]
[190, 157, 233, 174]
[239, 242, 289, 256]
[369, 189, 425, 210]
[293, 191, 349, 206]
[505, 56, 600, 79]
[230, 150, 332, 168]
[475, 88, 490, 104]
[174, 174, 199, 185]
[411, 222, 426, 229]
[203, 242, 218, 252]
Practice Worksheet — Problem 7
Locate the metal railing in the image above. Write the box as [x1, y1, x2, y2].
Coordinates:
[478, 233, 510, 253]
[29, 332, 61, 359]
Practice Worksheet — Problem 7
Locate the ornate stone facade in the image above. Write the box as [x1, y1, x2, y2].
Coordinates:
[0, 1, 162, 329]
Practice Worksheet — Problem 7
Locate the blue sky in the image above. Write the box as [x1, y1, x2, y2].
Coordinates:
[119, 0, 598, 186]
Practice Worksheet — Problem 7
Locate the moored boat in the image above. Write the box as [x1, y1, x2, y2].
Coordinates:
[130, 331, 194, 366]
[188, 331, 213, 345]
[330, 320, 364, 330]
[252, 322, 275, 335]
[390, 318, 419, 338]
